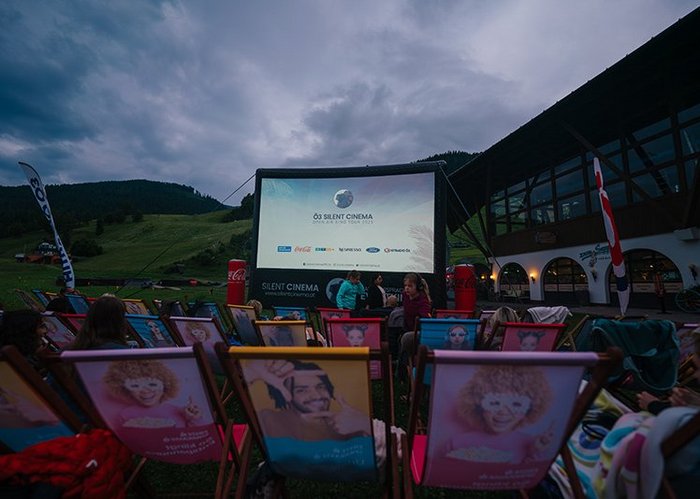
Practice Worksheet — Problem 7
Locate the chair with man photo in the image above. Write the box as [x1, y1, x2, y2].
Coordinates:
[402, 345, 622, 497]
[57, 343, 253, 498]
[215, 343, 400, 498]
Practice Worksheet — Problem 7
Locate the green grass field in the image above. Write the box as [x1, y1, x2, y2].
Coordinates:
[0, 215, 520, 497]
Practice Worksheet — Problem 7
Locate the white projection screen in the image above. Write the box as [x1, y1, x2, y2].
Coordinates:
[249, 163, 446, 308]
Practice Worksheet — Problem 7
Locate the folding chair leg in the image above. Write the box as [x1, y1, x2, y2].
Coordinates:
[124, 456, 149, 491]
[400, 433, 413, 499]
[231, 428, 253, 499]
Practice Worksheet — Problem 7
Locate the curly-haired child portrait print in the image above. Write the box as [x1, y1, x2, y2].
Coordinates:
[421, 357, 585, 490]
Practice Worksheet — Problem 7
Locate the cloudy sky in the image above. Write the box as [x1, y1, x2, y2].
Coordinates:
[0, 1, 697, 204]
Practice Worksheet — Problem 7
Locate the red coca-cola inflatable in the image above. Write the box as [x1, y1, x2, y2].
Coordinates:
[454, 264, 477, 311]
[226, 259, 246, 305]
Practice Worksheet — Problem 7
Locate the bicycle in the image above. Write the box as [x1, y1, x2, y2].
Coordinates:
[675, 285, 700, 313]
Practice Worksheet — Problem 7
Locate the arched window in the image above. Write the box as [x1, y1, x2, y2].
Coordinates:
[499, 263, 528, 295]
[543, 258, 588, 304]
[609, 249, 682, 309]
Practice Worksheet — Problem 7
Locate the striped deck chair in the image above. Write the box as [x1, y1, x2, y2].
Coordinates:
[500, 322, 568, 352]
[59, 344, 253, 498]
[226, 304, 261, 346]
[403, 346, 622, 498]
[254, 320, 307, 347]
[326, 317, 386, 379]
[58, 313, 86, 335]
[215, 344, 400, 498]
[31, 289, 52, 307]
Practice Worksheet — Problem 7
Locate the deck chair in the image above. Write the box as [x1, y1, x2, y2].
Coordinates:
[215, 344, 399, 498]
[39, 312, 77, 351]
[122, 298, 152, 316]
[556, 314, 591, 351]
[272, 306, 308, 321]
[433, 309, 475, 319]
[59, 344, 253, 499]
[188, 300, 231, 331]
[31, 289, 51, 307]
[167, 316, 230, 371]
[316, 307, 352, 336]
[226, 304, 261, 346]
[65, 293, 91, 314]
[403, 346, 622, 498]
[254, 320, 307, 347]
[58, 313, 86, 334]
[326, 317, 385, 379]
[500, 322, 567, 352]
[412, 318, 481, 386]
[152, 299, 187, 317]
[126, 314, 179, 348]
[14, 289, 45, 312]
[0, 345, 81, 452]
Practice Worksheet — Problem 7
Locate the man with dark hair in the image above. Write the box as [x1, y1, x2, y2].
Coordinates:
[247, 359, 370, 441]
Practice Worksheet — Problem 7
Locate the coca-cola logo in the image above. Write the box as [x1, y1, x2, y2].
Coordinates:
[228, 268, 246, 282]
[294, 246, 311, 252]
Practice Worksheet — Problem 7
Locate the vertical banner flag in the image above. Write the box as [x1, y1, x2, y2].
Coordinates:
[593, 158, 629, 315]
[18, 162, 76, 289]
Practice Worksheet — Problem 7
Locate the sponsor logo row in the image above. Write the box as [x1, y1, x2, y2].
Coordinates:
[277, 245, 410, 253]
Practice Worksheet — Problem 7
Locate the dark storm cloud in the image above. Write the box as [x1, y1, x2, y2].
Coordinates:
[0, 1, 697, 202]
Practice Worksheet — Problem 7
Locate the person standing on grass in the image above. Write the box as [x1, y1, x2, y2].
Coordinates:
[336, 270, 366, 310]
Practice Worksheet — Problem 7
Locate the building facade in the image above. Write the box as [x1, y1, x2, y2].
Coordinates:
[449, 8, 700, 309]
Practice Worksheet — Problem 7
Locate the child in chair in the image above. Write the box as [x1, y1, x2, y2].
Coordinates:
[445, 364, 555, 464]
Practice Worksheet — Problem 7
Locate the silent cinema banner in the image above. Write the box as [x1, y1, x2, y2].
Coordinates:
[256, 172, 435, 274]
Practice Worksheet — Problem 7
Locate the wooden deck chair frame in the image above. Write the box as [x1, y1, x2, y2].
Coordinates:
[225, 304, 261, 346]
[272, 305, 309, 322]
[432, 309, 475, 319]
[402, 345, 623, 499]
[499, 322, 567, 352]
[254, 319, 308, 347]
[0, 345, 84, 454]
[125, 313, 181, 348]
[14, 288, 45, 312]
[556, 314, 591, 351]
[215, 342, 400, 499]
[659, 410, 700, 498]
[58, 343, 253, 499]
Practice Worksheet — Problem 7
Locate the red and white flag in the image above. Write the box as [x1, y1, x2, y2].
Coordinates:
[593, 158, 629, 315]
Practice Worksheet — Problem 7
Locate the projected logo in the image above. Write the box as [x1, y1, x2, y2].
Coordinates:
[333, 189, 354, 209]
[366, 247, 380, 253]
[277, 246, 292, 252]
[326, 277, 345, 302]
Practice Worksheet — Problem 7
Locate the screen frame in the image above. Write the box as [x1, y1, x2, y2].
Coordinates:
[249, 162, 446, 309]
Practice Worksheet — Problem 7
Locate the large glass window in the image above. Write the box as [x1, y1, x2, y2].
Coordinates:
[543, 258, 587, 293]
[632, 118, 671, 141]
[679, 103, 700, 124]
[589, 180, 626, 211]
[490, 198, 506, 217]
[508, 190, 527, 213]
[530, 182, 552, 206]
[587, 160, 620, 185]
[558, 193, 586, 221]
[681, 122, 700, 156]
[530, 204, 554, 226]
[509, 210, 527, 231]
[686, 159, 698, 187]
[556, 170, 583, 198]
[554, 156, 581, 175]
[631, 172, 664, 200]
[499, 263, 528, 292]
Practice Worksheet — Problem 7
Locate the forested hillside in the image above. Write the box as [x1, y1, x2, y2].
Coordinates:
[0, 180, 228, 238]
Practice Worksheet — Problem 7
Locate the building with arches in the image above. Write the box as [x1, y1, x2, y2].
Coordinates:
[448, 8, 700, 309]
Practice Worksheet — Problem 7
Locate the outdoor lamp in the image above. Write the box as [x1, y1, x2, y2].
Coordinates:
[590, 269, 598, 281]
[530, 273, 536, 283]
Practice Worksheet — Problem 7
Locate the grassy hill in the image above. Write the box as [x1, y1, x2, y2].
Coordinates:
[0, 211, 251, 309]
